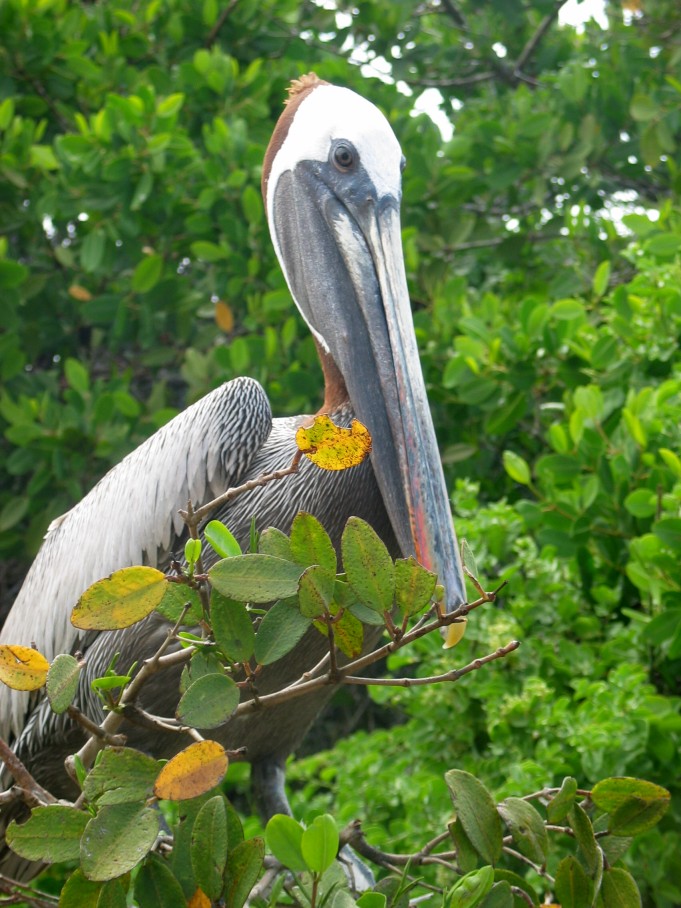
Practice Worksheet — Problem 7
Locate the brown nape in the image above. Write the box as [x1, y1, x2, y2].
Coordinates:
[261, 73, 330, 205]
[314, 338, 350, 415]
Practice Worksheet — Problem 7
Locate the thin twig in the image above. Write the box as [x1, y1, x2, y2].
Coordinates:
[342, 641, 519, 687]
[66, 705, 127, 746]
[0, 873, 59, 907]
[514, 0, 569, 73]
[205, 0, 240, 47]
[180, 450, 302, 528]
[0, 738, 55, 808]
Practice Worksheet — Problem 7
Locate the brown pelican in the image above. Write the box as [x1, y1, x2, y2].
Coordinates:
[0, 73, 465, 877]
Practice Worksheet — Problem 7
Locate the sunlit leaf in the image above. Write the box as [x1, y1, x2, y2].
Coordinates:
[71, 566, 167, 630]
[7, 806, 88, 863]
[209, 555, 303, 602]
[81, 803, 159, 881]
[295, 415, 371, 471]
[154, 741, 228, 801]
[0, 644, 49, 691]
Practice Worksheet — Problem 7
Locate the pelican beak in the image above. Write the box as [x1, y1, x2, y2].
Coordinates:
[270, 162, 466, 612]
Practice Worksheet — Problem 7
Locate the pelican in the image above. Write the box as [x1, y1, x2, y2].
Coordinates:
[0, 73, 465, 878]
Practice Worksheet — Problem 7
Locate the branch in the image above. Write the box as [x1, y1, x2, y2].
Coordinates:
[205, 0, 240, 48]
[514, 0, 570, 73]
[0, 738, 55, 809]
[342, 640, 519, 687]
[180, 450, 302, 528]
[0, 873, 59, 907]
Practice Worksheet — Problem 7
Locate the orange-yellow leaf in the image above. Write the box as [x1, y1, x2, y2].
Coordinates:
[295, 415, 371, 471]
[154, 740, 228, 801]
[0, 645, 49, 691]
[71, 566, 167, 631]
[68, 284, 93, 302]
[215, 300, 234, 333]
[189, 888, 211, 908]
[443, 618, 467, 650]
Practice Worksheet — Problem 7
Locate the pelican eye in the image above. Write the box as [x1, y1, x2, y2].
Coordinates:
[332, 142, 356, 172]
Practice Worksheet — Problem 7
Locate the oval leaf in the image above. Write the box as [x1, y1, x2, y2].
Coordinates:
[83, 747, 160, 806]
[265, 814, 307, 873]
[341, 517, 394, 613]
[446, 866, 494, 908]
[176, 674, 239, 729]
[498, 798, 548, 864]
[156, 583, 203, 626]
[46, 653, 82, 713]
[290, 512, 337, 574]
[7, 805, 88, 863]
[0, 644, 49, 691]
[295, 415, 371, 471]
[298, 564, 335, 618]
[135, 853, 188, 908]
[394, 557, 437, 618]
[209, 555, 304, 603]
[591, 777, 670, 835]
[154, 740, 228, 801]
[205, 521, 242, 559]
[445, 769, 503, 865]
[502, 450, 531, 485]
[223, 837, 265, 908]
[547, 777, 578, 824]
[300, 814, 339, 874]
[71, 566, 167, 630]
[601, 867, 642, 908]
[81, 803, 159, 881]
[191, 796, 228, 900]
[253, 599, 310, 666]
[211, 591, 255, 663]
[554, 855, 594, 908]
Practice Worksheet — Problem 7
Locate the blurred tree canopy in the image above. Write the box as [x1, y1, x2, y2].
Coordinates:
[1, 0, 681, 904]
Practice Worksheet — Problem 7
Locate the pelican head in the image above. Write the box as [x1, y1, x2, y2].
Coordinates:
[262, 74, 465, 609]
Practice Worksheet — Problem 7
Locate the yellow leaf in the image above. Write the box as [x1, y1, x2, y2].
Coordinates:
[0, 645, 49, 691]
[189, 888, 211, 908]
[71, 566, 167, 631]
[442, 618, 467, 650]
[295, 415, 371, 471]
[215, 300, 234, 333]
[154, 740, 228, 801]
[68, 284, 93, 302]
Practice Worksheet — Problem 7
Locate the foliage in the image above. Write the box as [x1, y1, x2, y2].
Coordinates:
[1, 0, 681, 905]
[0, 512, 668, 906]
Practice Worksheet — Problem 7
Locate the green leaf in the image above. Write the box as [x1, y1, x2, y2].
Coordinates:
[155, 584, 203, 626]
[132, 254, 163, 293]
[592, 260, 611, 298]
[134, 853, 187, 907]
[81, 804, 159, 881]
[157, 93, 185, 117]
[253, 599, 310, 665]
[394, 557, 437, 618]
[446, 866, 494, 908]
[552, 299, 585, 320]
[265, 814, 307, 872]
[80, 230, 106, 273]
[502, 450, 531, 485]
[184, 538, 202, 566]
[479, 882, 513, 908]
[83, 748, 160, 806]
[630, 94, 658, 121]
[65, 357, 90, 393]
[205, 521, 242, 558]
[601, 867, 642, 907]
[653, 518, 681, 552]
[448, 818, 478, 874]
[568, 803, 601, 876]
[209, 554, 304, 602]
[298, 564, 335, 617]
[46, 653, 81, 714]
[223, 837, 265, 908]
[357, 893, 387, 908]
[290, 512, 337, 574]
[300, 814, 339, 874]
[211, 590, 255, 662]
[497, 798, 548, 864]
[0, 496, 29, 532]
[7, 805, 88, 863]
[624, 489, 657, 518]
[71, 566, 167, 630]
[547, 777, 578, 824]
[177, 673, 239, 728]
[445, 770, 503, 865]
[554, 855, 594, 908]
[313, 605, 364, 659]
[258, 527, 293, 560]
[241, 184, 262, 225]
[341, 517, 395, 612]
[591, 777, 670, 835]
[191, 796, 228, 900]
[190, 240, 229, 262]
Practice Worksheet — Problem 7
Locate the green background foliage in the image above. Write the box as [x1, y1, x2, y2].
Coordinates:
[1, 0, 680, 904]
